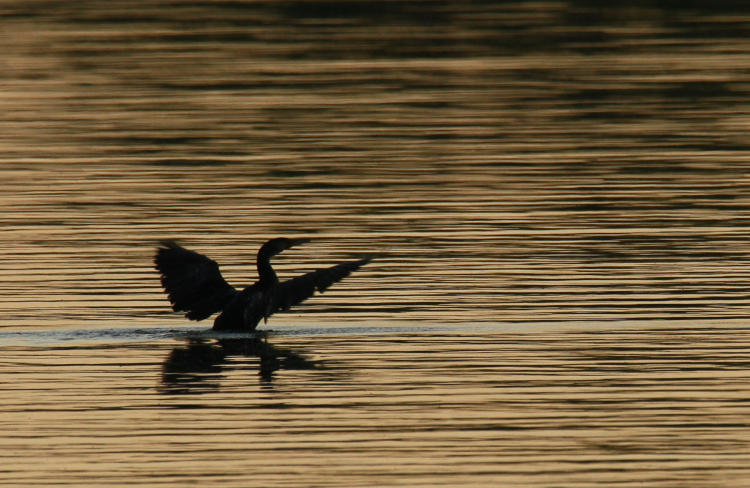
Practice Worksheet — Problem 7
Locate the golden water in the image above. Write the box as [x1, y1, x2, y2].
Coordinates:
[2, 2, 750, 486]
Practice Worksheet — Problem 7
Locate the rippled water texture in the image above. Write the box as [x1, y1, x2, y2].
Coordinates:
[2, 2, 750, 486]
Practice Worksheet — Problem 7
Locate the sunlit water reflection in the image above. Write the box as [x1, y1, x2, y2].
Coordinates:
[2, 328, 750, 487]
[2, 1, 750, 486]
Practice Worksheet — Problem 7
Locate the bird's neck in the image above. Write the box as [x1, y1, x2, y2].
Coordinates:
[257, 255, 279, 285]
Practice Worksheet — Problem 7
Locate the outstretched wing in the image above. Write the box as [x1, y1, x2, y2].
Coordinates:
[154, 241, 238, 321]
[271, 256, 373, 315]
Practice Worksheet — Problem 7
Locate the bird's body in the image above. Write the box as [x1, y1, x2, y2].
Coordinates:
[154, 238, 371, 331]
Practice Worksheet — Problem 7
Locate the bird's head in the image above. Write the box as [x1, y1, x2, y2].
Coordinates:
[258, 237, 310, 260]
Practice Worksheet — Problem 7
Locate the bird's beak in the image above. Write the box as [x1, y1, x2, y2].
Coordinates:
[288, 238, 311, 249]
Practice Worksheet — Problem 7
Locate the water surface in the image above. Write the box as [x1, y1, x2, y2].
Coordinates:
[2, 2, 750, 486]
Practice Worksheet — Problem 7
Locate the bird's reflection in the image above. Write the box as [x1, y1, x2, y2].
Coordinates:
[160, 333, 321, 394]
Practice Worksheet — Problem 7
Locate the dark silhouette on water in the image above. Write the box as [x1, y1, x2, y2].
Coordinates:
[154, 238, 372, 331]
[160, 336, 322, 393]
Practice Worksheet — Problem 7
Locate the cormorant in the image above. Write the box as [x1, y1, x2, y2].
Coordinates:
[154, 238, 372, 331]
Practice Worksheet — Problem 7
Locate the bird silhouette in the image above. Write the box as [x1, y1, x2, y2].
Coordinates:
[154, 238, 372, 331]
